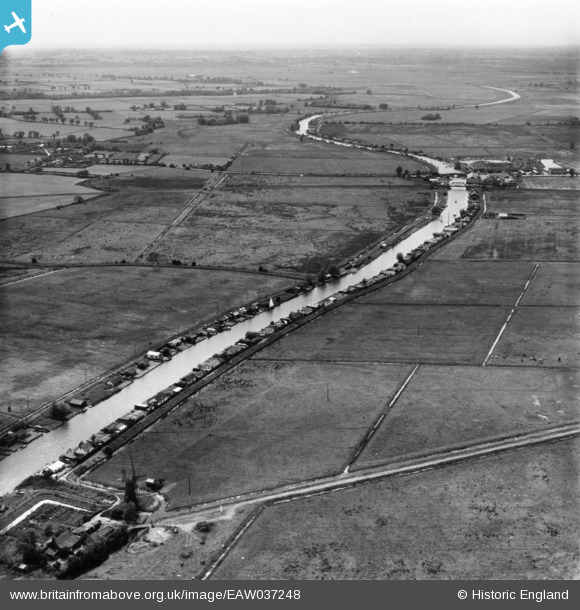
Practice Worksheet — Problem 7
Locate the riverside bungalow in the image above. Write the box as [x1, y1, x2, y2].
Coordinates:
[74, 441, 95, 459]
[91, 431, 114, 446]
[103, 422, 128, 436]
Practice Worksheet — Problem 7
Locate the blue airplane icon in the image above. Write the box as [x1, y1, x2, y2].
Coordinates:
[4, 11, 25, 34]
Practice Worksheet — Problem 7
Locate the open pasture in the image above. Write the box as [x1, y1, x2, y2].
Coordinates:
[127, 114, 294, 160]
[0, 266, 290, 414]
[432, 218, 580, 262]
[0, 173, 101, 219]
[224, 173, 411, 188]
[0, 189, 191, 263]
[88, 361, 412, 506]
[152, 185, 432, 272]
[521, 176, 580, 189]
[229, 140, 429, 175]
[355, 365, 579, 467]
[489, 306, 580, 369]
[359, 260, 535, 306]
[318, 122, 578, 163]
[257, 302, 507, 365]
[520, 262, 580, 307]
[484, 189, 579, 216]
[213, 439, 579, 580]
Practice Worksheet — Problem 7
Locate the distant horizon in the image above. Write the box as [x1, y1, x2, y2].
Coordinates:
[6, 42, 580, 53]
[7, 0, 579, 52]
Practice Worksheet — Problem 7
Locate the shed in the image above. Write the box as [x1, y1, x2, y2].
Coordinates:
[68, 398, 87, 408]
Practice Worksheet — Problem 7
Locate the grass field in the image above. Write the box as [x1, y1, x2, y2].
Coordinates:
[257, 302, 508, 365]
[0, 267, 290, 414]
[229, 139, 428, 175]
[0, 174, 102, 219]
[212, 439, 579, 580]
[490, 306, 580, 368]
[359, 260, 535, 306]
[520, 262, 580, 307]
[0, 189, 192, 263]
[433, 219, 580, 262]
[318, 122, 579, 163]
[2, 173, 100, 197]
[521, 177, 580, 189]
[485, 189, 579, 215]
[88, 361, 413, 506]
[355, 365, 579, 467]
[151, 185, 433, 272]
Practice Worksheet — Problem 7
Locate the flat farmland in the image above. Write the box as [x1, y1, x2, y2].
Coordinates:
[0, 267, 290, 413]
[130, 114, 294, 159]
[484, 189, 579, 216]
[256, 303, 507, 365]
[331, 85, 578, 126]
[161, 154, 231, 168]
[355, 366, 579, 467]
[229, 141, 428, 175]
[489, 306, 580, 369]
[151, 186, 433, 272]
[213, 439, 579, 580]
[432, 218, 580, 262]
[521, 177, 580, 189]
[0, 174, 101, 219]
[88, 361, 412, 506]
[318, 122, 570, 161]
[2, 173, 100, 198]
[153, 225, 378, 273]
[520, 263, 580, 307]
[0, 190, 192, 263]
[359, 260, 535, 306]
[224, 174, 411, 188]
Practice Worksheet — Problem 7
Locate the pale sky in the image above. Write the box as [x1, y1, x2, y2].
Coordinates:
[26, 0, 580, 48]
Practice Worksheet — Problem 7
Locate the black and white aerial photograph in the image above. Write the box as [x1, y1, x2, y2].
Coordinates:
[0, 0, 578, 584]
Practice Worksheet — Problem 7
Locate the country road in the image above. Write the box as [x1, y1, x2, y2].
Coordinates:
[156, 422, 580, 530]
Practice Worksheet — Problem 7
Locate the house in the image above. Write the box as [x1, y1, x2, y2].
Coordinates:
[74, 441, 95, 459]
[43, 460, 66, 475]
[146, 350, 163, 361]
[102, 421, 128, 436]
[53, 531, 82, 556]
[91, 431, 114, 446]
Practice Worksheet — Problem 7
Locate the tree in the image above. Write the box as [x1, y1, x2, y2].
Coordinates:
[51, 402, 71, 421]
[395, 166, 403, 177]
[570, 168, 576, 177]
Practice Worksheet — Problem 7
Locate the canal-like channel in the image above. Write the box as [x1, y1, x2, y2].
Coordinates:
[0, 117, 469, 495]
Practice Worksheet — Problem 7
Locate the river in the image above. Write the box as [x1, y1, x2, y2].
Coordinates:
[0, 119, 469, 496]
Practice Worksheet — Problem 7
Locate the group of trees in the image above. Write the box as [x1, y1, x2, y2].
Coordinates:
[197, 112, 249, 126]
[395, 165, 411, 178]
[131, 115, 164, 136]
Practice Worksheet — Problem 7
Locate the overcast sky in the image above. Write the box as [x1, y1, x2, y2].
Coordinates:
[26, 0, 580, 48]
